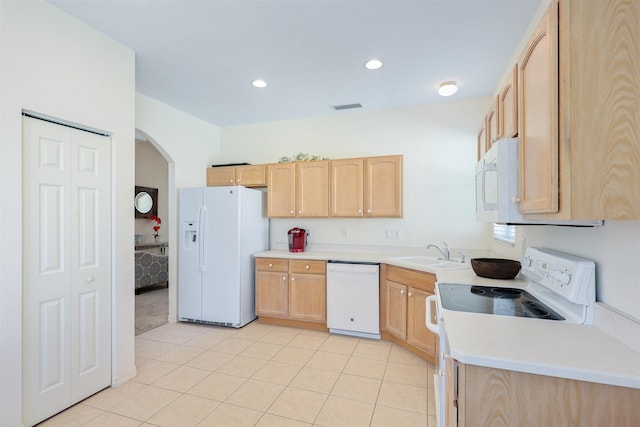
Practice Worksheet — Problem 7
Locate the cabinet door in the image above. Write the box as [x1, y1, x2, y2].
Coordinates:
[499, 65, 518, 139]
[296, 161, 329, 217]
[517, 3, 559, 214]
[267, 163, 296, 217]
[207, 166, 236, 186]
[365, 155, 403, 217]
[330, 158, 364, 217]
[236, 165, 266, 187]
[384, 280, 407, 339]
[255, 271, 288, 318]
[289, 273, 326, 322]
[477, 120, 487, 161]
[407, 287, 437, 356]
[485, 96, 499, 147]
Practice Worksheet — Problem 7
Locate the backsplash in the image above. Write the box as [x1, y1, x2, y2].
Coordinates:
[493, 220, 640, 322]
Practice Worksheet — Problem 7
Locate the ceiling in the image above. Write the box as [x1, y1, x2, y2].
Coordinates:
[48, 0, 542, 128]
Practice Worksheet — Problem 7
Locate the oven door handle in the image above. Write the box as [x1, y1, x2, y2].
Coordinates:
[425, 295, 440, 335]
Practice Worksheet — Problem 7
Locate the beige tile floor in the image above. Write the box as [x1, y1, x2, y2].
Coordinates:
[40, 321, 436, 427]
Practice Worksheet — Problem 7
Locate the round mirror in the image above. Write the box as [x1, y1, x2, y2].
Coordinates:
[135, 192, 153, 214]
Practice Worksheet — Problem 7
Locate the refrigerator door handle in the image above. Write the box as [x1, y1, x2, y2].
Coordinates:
[199, 206, 207, 271]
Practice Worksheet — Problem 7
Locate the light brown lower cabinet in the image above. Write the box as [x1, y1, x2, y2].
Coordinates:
[381, 264, 437, 363]
[288, 260, 326, 322]
[255, 258, 326, 328]
[255, 258, 289, 318]
[450, 361, 640, 427]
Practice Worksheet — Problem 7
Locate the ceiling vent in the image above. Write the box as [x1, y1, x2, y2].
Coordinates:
[331, 103, 362, 111]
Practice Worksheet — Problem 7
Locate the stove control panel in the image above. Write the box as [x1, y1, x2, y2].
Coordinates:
[521, 247, 595, 305]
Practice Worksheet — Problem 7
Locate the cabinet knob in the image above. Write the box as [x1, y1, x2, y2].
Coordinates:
[282, 276, 287, 281]
[291, 277, 296, 281]
[358, 209, 362, 214]
[229, 179, 234, 183]
[367, 209, 372, 213]
[269, 263, 273, 268]
[85, 276, 94, 283]
[290, 210, 294, 214]
[512, 196, 521, 203]
[236, 178, 240, 183]
[400, 289, 404, 295]
[305, 265, 310, 270]
[298, 210, 302, 214]
[408, 292, 413, 297]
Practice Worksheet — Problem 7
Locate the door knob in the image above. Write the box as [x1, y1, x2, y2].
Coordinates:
[85, 276, 94, 283]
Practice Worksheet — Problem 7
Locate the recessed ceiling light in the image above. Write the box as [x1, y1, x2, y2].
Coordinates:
[364, 59, 383, 70]
[438, 81, 458, 96]
[251, 79, 268, 88]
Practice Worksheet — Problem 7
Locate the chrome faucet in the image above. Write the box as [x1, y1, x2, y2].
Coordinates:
[427, 242, 450, 260]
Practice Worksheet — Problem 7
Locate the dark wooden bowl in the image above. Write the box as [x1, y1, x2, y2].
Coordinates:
[470, 258, 522, 280]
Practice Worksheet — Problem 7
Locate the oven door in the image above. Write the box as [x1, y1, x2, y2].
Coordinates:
[426, 295, 448, 427]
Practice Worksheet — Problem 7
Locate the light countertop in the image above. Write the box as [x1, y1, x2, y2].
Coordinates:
[255, 249, 640, 389]
[254, 249, 472, 274]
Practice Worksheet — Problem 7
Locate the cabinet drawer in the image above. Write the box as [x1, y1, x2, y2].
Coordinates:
[290, 260, 326, 275]
[386, 265, 435, 293]
[256, 258, 288, 272]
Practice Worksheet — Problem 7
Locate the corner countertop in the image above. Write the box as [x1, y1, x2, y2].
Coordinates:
[254, 249, 640, 389]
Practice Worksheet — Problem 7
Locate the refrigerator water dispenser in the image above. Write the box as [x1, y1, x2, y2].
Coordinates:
[183, 221, 198, 248]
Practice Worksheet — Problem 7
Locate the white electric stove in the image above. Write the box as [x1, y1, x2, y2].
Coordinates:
[426, 247, 597, 427]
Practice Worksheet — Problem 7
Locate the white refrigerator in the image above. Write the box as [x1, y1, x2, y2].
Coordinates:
[178, 186, 269, 327]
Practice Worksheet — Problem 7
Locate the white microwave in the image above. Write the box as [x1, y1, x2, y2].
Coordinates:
[475, 138, 602, 226]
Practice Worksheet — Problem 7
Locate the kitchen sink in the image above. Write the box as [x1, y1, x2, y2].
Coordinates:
[391, 256, 444, 265]
[390, 256, 469, 270]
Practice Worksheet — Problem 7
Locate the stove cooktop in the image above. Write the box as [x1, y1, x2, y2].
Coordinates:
[438, 283, 565, 320]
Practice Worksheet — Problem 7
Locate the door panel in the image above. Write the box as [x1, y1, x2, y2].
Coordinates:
[40, 184, 65, 272]
[23, 116, 111, 426]
[39, 298, 65, 392]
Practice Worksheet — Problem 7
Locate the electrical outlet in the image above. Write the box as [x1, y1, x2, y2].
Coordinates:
[386, 229, 400, 240]
[341, 229, 349, 239]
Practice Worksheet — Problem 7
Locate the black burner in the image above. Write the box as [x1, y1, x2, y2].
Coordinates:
[439, 284, 565, 320]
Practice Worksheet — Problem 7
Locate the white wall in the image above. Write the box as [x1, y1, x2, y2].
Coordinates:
[221, 99, 493, 255]
[135, 139, 169, 244]
[493, 222, 640, 321]
[0, 1, 135, 425]
[135, 93, 221, 323]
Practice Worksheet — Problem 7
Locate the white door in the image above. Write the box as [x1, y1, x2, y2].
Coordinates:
[22, 116, 112, 426]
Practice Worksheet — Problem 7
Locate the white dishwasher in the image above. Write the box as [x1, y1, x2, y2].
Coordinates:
[326, 261, 380, 339]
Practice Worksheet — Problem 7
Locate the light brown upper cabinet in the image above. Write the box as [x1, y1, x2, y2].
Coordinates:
[364, 155, 403, 217]
[330, 158, 364, 217]
[267, 161, 329, 218]
[517, 2, 559, 214]
[207, 164, 266, 187]
[295, 161, 329, 217]
[330, 155, 403, 217]
[517, 0, 640, 220]
[477, 118, 488, 161]
[485, 96, 500, 148]
[499, 64, 518, 139]
[267, 163, 296, 217]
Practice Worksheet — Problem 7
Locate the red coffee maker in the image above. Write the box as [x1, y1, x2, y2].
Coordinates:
[288, 227, 308, 252]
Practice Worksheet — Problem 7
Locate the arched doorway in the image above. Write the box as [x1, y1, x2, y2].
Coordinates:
[134, 129, 177, 333]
